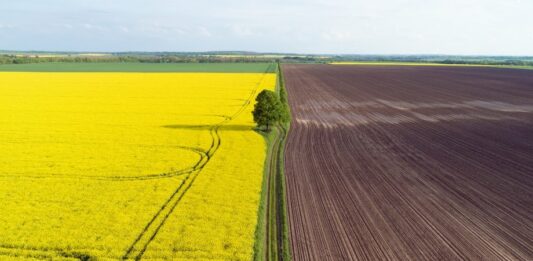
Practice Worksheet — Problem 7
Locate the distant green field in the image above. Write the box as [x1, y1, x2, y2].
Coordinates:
[0, 62, 275, 73]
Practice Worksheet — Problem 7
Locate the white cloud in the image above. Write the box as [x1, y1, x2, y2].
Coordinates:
[321, 30, 354, 42]
[230, 24, 256, 37]
[197, 26, 212, 37]
[0, 24, 15, 29]
[82, 23, 106, 31]
[118, 26, 129, 33]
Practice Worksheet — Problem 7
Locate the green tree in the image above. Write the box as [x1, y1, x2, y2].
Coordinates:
[252, 90, 288, 131]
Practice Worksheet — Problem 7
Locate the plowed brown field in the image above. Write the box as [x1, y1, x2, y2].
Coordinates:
[283, 64, 533, 260]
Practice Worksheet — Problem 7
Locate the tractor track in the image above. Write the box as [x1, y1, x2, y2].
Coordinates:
[263, 62, 291, 261]
[0, 64, 276, 261]
[121, 63, 275, 260]
[0, 146, 208, 181]
[264, 125, 286, 261]
[0, 114, 232, 182]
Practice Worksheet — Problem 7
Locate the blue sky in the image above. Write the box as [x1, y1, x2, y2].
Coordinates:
[1, 0, 532, 55]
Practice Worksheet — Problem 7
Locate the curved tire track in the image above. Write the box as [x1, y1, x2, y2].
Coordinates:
[122, 63, 276, 260]
[1, 64, 276, 260]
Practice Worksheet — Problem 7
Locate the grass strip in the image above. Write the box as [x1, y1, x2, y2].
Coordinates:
[277, 62, 292, 261]
[253, 62, 292, 261]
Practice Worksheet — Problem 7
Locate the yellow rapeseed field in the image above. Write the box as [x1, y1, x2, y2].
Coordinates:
[0, 71, 276, 260]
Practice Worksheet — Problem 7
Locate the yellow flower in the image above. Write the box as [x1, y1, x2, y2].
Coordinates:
[0, 71, 276, 260]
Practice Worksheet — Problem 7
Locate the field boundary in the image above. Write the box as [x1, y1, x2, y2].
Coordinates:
[253, 125, 280, 261]
[253, 62, 292, 261]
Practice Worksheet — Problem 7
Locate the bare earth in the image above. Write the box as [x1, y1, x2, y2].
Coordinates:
[283, 64, 533, 260]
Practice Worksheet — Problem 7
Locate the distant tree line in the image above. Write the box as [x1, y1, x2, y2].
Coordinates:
[329, 55, 533, 66]
[0, 54, 282, 64]
[1, 53, 532, 66]
[438, 59, 533, 66]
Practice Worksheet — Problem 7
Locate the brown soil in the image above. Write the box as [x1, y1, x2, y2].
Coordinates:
[283, 64, 533, 260]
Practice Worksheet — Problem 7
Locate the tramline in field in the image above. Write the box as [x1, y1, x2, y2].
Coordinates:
[0, 64, 276, 260]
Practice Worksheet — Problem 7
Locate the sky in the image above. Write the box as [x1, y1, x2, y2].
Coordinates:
[1, 0, 532, 55]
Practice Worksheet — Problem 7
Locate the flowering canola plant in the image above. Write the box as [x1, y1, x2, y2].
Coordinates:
[0, 71, 276, 260]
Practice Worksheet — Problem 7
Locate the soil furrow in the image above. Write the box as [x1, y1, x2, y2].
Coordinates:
[283, 64, 533, 260]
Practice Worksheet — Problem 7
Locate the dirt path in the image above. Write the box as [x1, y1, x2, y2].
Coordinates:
[283, 64, 533, 260]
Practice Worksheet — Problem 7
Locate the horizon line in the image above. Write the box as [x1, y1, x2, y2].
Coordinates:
[1, 50, 533, 58]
